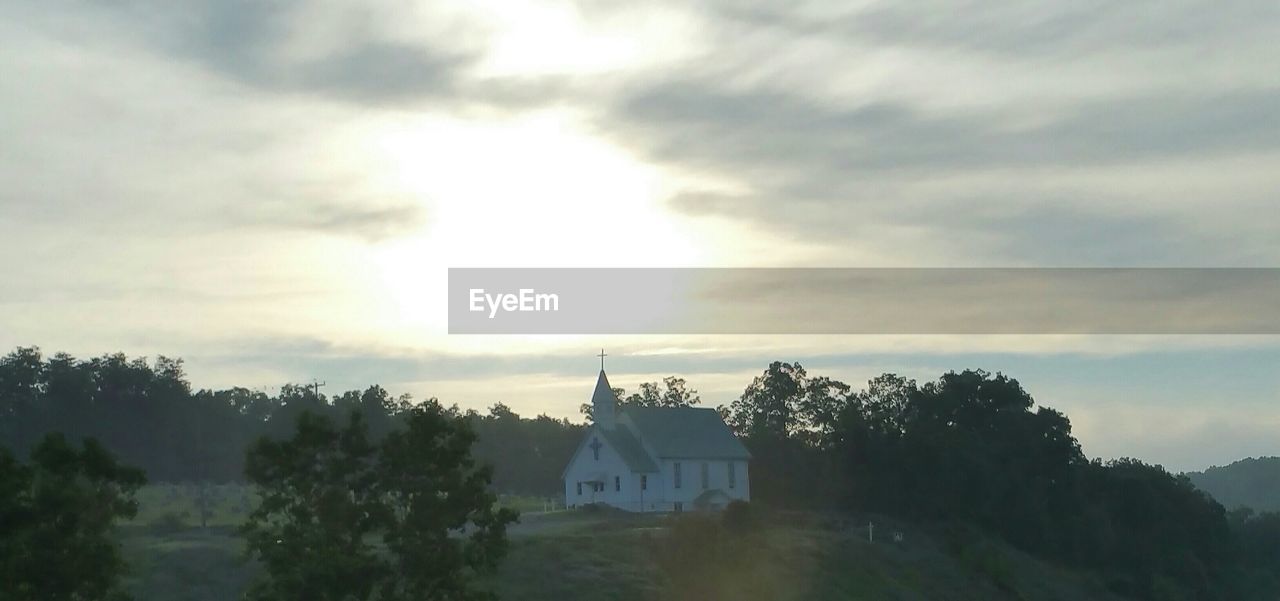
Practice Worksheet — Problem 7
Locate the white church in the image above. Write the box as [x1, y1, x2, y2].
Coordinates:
[562, 367, 750, 512]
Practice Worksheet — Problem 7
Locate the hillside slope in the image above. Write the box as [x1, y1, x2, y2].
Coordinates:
[1186, 457, 1280, 512]
[492, 511, 1127, 601]
[119, 506, 1129, 601]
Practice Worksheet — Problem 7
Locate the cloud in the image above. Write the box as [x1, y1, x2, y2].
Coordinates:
[717, 1, 1280, 58]
[624, 88, 1280, 263]
[103, 0, 473, 105]
[43, 0, 577, 110]
[595, 0, 1280, 265]
[1, 0, 1278, 469]
[226, 199, 428, 242]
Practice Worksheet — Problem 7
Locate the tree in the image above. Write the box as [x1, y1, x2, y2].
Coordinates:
[378, 402, 518, 600]
[721, 362, 851, 507]
[0, 433, 146, 601]
[579, 376, 700, 421]
[621, 376, 701, 409]
[241, 402, 516, 601]
[722, 361, 809, 440]
[469, 406, 586, 496]
[0, 346, 45, 456]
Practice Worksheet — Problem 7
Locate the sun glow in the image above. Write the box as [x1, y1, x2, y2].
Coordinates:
[359, 109, 711, 346]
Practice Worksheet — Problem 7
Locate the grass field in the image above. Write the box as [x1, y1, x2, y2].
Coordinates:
[116, 484, 1125, 601]
[124, 483, 557, 530]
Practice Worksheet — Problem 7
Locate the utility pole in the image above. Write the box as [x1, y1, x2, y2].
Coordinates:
[311, 380, 326, 400]
[868, 521, 875, 543]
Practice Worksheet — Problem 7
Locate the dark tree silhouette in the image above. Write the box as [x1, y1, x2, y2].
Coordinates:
[579, 376, 700, 421]
[0, 348, 586, 495]
[4, 346, 1280, 599]
[0, 432, 145, 601]
[241, 403, 516, 601]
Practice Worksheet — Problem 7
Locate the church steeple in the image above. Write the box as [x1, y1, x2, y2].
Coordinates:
[591, 368, 617, 430]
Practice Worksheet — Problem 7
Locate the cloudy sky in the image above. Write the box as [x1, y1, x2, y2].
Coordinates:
[3, 1, 1278, 471]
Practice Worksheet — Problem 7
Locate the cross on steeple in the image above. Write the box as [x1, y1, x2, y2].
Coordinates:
[597, 348, 607, 371]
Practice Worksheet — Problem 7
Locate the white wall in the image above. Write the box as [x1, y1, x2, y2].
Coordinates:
[562, 428, 752, 512]
[653, 458, 750, 511]
[563, 427, 658, 512]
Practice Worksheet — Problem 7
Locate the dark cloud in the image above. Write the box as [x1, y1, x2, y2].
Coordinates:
[577, 1, 1280, 265]
[715, 1, 1279, 57]
[607, 80, 1280, 263]
[144, 0, 470, 104]
[619, 83, 1280, 176]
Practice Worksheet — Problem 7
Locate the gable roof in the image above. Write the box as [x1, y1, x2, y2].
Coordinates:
[599, 426, 660, 473]
[622, 406, 751, 460]
[560, 421, 660, 479]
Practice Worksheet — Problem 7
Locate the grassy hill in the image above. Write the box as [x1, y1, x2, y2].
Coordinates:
[492, 510, 1126, 601]
[1186, 457, 1280, 512]
[117, 485, 1127, 601]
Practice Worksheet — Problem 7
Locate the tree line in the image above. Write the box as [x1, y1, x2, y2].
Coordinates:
[0, 347, 582, 495]
[722, 361, 1280, 600]
[5, 347, 1280, 599]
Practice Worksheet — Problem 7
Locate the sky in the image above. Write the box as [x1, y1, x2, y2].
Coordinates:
[2, 1, 1278, 472]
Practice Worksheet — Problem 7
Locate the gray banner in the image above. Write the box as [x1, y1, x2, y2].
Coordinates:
[448, 268, 1280, 334]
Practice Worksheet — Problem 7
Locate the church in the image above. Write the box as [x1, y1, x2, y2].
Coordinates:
[562, 366, 751, 512]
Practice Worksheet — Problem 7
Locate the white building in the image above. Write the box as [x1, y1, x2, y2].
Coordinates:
[562, 369, 751, 512]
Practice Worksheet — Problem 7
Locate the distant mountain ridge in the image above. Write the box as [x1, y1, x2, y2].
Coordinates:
[1186, 457, 1280, 512]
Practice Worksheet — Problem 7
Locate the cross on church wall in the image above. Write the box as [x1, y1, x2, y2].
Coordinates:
[589, 437, 602, 460]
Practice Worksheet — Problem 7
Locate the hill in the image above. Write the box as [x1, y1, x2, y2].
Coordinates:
[118, 494, 1127, 601]
[493, 510, 1127, 601]
[1186, 457, 1280, 512]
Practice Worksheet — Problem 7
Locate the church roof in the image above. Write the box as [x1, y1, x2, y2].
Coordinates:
[590, 369, 616, 407]
[622, 406, 751, 460]
[599, 425, 659, 473]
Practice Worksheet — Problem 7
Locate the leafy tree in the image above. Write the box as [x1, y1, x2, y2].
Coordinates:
[621, 376, 701, 409]
[0, 433, 146, 601]
[469, 406, 585, 496]
[0, 348, 589, 494]
[824, 369, 1244, 599]
[241, 403, 516, 601]
[722, 362, 850, 507]
[0, 347, 44, 456]
[241, 411, 386, 600]
[579, 376, 700, 421]
[378, 402, 518, 600]
[722, 361, 809, 441]
[1073, 458, 1232, 599]
[1227, 508, 1280, 598]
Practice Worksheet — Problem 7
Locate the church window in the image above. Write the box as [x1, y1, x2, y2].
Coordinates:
[615, 476, 620, 491]
[673, 462, 682, 489]
[590, 437, 602, 461]
[576, 482, 582, 496]
[674, 502, 683, 513]
[641, 475, 647, 490]
[728, 462, 736, 489]
[701, 462, 709, 489]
